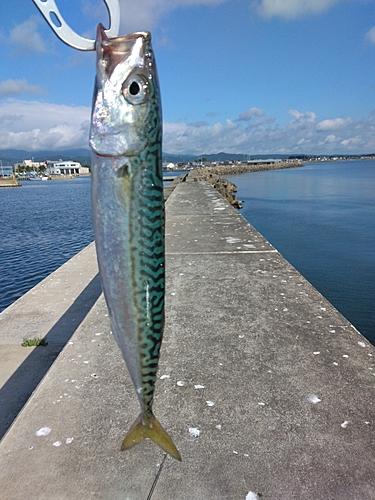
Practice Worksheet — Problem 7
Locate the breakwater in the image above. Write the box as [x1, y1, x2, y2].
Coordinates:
[191, 160, 302, 176]
[0, 178, 21, 188]
[1, 180, 374, 499]
[187, 169, 242, 208]
[165, 161, 302, 209]
[164, 169, 242, 208]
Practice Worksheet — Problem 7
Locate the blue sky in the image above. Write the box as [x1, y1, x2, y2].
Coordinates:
[0, 0, 374, 155]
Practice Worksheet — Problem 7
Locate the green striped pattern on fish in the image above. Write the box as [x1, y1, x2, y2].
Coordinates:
[89, 24, 181, 461]
[127, 144, 165, 412]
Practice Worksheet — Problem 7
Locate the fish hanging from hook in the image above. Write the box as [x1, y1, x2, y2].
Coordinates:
[32, 0, 182, 461]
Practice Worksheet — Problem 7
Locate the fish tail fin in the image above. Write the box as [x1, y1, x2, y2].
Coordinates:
[121, 412, 182, 461]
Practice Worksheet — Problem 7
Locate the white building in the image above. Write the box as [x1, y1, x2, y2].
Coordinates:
[13, 159, 44, 171]
[46, 161, 89, 175]
[22, 159, 44, 168]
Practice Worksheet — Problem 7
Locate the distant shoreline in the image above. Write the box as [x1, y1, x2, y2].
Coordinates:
[190, 160, 303, 176]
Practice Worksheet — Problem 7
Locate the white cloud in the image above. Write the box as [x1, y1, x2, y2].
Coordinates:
[288, 109, 317, 130]
[324, 134, 336, 143]
[340, 136, 362, 147]
[253, 0, 342, 19]
[187, 120, 210, 127]
[288, 109, 304, 119]
[316, 117, 351, 131]
[0, 79, 45, 96]
[236, 107, 264, 121]
[248, 116, 276, 127]
[0, 100, 90, 151]
[0, 99, 374, 154]
[8, 16, 48, 54]
[163, 108, 375, 154]
[365, 25, 375, 44]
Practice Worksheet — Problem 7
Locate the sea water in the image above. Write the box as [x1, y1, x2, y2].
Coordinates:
[0, 177, 94, 312]
[226, 160, 375, 345]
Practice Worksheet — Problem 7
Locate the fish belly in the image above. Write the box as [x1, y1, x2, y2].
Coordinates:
[91, 152, 165, 413]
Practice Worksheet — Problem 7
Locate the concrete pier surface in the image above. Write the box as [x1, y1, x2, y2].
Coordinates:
[0, 243, 101, 439]
[1, 181, 374, 499]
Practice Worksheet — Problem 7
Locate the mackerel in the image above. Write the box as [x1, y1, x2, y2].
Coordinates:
[89, 24, 181, 461]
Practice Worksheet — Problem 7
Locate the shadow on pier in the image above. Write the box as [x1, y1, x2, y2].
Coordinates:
[0, 274, 102, 440]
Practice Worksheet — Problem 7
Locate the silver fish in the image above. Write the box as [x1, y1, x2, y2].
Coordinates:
[89, 24, 181, 461]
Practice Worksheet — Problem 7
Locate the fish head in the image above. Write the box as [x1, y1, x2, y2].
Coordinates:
[90, 24, 161, 158]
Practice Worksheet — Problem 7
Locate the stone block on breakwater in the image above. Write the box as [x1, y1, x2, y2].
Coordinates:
[187, 169, 242, 208]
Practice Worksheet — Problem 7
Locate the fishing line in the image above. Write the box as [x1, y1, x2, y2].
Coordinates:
[146, 453, 167, 500]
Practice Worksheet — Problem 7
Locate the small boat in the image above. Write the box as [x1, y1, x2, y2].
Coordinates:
[28, 171, 42, 181]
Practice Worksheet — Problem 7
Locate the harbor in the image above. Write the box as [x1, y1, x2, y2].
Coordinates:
[0, 159, 91, 187]
[0, 178, 374, 499]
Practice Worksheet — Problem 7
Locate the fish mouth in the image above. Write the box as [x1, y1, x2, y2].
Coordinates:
[97, 23, 150, 44]
[96, 23, 150, 60]
[95, 24, 151, 80]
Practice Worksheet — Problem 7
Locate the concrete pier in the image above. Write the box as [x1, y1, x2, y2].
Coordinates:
[0, 181, 374, 499]
[0, 243, 101, 439]
[0, 178, 21, 188]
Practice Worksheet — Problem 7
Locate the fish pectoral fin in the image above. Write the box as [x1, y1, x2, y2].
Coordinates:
[121, 413, 182, 461]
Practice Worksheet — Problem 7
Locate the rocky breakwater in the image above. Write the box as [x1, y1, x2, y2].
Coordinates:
[186, 161, 302, 209]
[187, 169, 242, 209]
[193, 160, 302, 177]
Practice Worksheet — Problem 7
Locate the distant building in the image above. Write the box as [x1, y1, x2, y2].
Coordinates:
[0, 165, 13, 178]
[246, 159, 282, 165]
[45, 161, 89, 175]
[14, 159, 44, 170]
[22, 159, 44, 168]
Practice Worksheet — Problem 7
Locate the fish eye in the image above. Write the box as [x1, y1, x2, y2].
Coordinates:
[129, 81, 140, 95]
[122, 74, 149, 105]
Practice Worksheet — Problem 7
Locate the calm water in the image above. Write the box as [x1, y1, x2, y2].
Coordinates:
[0, 177, 94, 311]
[226, 160, 375, 345]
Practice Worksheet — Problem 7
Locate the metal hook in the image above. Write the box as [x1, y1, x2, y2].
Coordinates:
[32, 0, 120, 51]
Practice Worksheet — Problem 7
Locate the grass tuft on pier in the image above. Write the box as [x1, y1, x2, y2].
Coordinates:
[21, 337, 48, 347]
